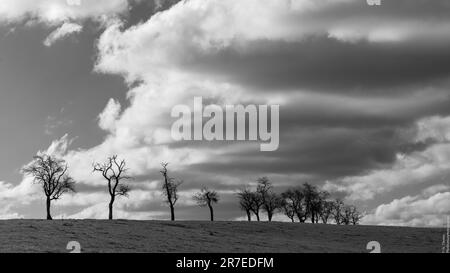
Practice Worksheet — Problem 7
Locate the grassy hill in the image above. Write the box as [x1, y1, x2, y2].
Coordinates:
[0, 220, 444, 253]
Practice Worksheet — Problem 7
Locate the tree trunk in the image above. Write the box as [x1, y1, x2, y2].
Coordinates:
[46, 196, 52, 220]
[268, 211, 273, 222]
[290, 217, 295, 223]
[208, 204, 214, 222]
[170, 203, 175, 221]
[109, 196, 115, 220]
[246, 210, 251, 221]
[255, 212, 260, 222]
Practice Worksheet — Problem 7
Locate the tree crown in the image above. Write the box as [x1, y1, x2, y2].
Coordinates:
[22, 154, 75, 200]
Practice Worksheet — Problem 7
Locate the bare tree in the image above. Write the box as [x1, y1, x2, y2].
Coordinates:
[249, 191, 264, 221]
[193, 187, 220, 221]
[93, 155, 131, 220]
[282, 188, 307, 223]
[160, 163, 182, 221]
[302, 183, 321, 223]
[348, 205, 363, 225]
[342, 205, 353, 225]
[319, 200, 334, 224]
[279, 198, 296, 222]
[22, 154, 75, 220]
[332, 199, 345, 225]
[340, 205, 364, 225]
[237, 188, 253, 221]
[314, 191, 330, 224]
[256, 177, 281, 222]
[279, 186, 362, 226]
[263, 192, 282, 222]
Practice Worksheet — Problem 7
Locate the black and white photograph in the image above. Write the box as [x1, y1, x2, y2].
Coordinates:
[0, 0, 449, 265]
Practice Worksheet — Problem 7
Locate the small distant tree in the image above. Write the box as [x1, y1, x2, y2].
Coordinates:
[193, 187, 220, 221]
[279, 186, 362, 226]
[160, 163, 182, 221]
[93, 155, 131, 220]
[332, 199, 345, 225]
[279, 198, 296, 222]
[314, 191, 330, 224]
[22, 154, 75, 220]
[263, 192, 282, 222]
[237, 188, 253, 221]
[348, 205, 363, 225]
[256, 177, 281, 222]
[302, 183, 321, 223]
[319, 200, 334, 224]
[282, 188, 307, 223]
[249, 191, 264, 221]
[342, 205, 353, 225]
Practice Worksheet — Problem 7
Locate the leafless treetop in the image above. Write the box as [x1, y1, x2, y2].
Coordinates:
[22, 154, 75, 200]
[93, 155, 132, 197]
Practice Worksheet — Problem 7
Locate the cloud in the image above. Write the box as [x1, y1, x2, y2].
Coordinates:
[0, 0, 141, 50]
[91, 0, 450, 185]
[43, 22, 82, 46]
[45, 134, 76, 156]
[2, 0, 450, 225]
[363, 189, 450, 227]
[0, 176, 42, 219]
[324, 116, 450, 201]
[0, 205, 23, 219]
[98, 98, 121, 132]
[0, 177, 40, 203]
[0, 0, 131, 24]
[60, 0, 450, 224]
[415, 116, 450, 143]
[94, 0, 450, 90]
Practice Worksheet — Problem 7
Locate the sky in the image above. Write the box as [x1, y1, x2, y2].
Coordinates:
[0, 0, 449, 226]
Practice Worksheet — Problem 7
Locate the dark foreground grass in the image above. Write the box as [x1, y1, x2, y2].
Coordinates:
[0, 220, 444, 253]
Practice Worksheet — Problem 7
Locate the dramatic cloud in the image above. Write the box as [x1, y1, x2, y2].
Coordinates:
[59, 0, 450, 222]
[1, 0, 450, 225]
[363, 189, 450, 227]
[324, 116, 450, 202]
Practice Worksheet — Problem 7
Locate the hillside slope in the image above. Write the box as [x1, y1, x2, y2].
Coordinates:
[0, 220, 444, 253]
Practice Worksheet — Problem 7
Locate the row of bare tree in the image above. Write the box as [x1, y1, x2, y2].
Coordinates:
[22, 154, 217, 221]
[237, 177, 363, 225]
[22, 154, 360, 224]
[22, 154, 132, 220]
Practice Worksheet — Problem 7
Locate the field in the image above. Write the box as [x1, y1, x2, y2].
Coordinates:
[0, 220, 444, 253]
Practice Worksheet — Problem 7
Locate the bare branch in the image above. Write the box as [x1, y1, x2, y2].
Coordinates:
[22, 154, 76, 220]
[160, 162, 181, 220]
[93, 155, 132, 220]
